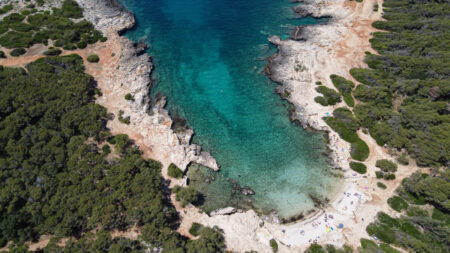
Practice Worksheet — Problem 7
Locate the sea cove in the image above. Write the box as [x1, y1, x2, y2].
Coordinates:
[120, 0, 341, 219]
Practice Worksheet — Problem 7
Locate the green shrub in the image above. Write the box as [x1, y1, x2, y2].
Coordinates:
[0, 31, 33, 48]
[189, 222, 203, 236]
[350, 139, 370, 161]
[406, 206, 428, 218]
[76, 41, 88, 49]
[315, 86, 341, 106]
[388, 196, 408, 212]
[59, 0, 84, 18]
[95, 88, 102, 96]
[305, 243, 325, 253]
[330, 78, 353, 93]
[0, 5, 13, 15]
[373, 3, 379, 12]
[384, 173, 395, 180]
[3, 13, 26, 24]
[399, 220, 421, 239]
[360, 239, 398, 253]
[330, 74, 355, 93]
[325, 113, 369, 161]
[397, 153, 409, 165]
[0, 51, 5, 58]
[376, 171, 384, 179]
[269, 239, 278, 253]
[102, 144, 111, 154]
[350, 162, 367, 174]
[377, 182, 387, 189]
[21, 10, 31, 16]
[366, 223, 396, 244]
[173, 186, 199, 207]
[118, 110, 130, 125]
[43, 47, 62, 56]
[168, 163, 183, 179]
[87, 54, 100, 63]
[376, 159, 398, 172]
[431, 208, 450, 224]
[10, 48, 26, 57]
[124, 93, 134, 101]
[315, 81, 322, 85]
[343, 93, 355, 107]
[63, 43, 76, 50]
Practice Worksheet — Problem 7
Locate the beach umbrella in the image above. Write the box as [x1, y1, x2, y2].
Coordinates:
[338, 224, 344, 229]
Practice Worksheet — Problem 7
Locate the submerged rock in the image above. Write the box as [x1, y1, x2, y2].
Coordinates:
[241, 186, 255, 196]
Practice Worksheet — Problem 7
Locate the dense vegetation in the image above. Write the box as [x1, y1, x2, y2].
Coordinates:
[365, 171, 450, 252]
[349, 0, 450, 167]
[168, 163, 183, 179]
[173, 186, 200, 208]
[317, 0, 450, 168]
[350, 161, 367, 174]
[375, 159, 398, 172]
[87, 54, 99, 63]
[330, 74, 355, 107]
[324, 107, 369, 161]
[304, 244, 353, 253]
[0, 55, 225, 252]
[0, 0, 106, 53]
[314, 85, 342, 106]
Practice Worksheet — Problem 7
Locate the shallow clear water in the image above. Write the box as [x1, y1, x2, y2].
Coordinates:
[120, 0, 341, 219]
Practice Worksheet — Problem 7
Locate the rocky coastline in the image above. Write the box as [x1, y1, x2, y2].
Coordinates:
[75, 0, 219, 172]
[266, 0, 365, 171]
[75, 0, 419, 252]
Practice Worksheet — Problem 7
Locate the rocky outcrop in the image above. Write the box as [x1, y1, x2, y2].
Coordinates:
[210, 207, 238, 216]
[75, 0, 219, 171]
[75, 0, 135, 33]
[264, 0, 379, 170]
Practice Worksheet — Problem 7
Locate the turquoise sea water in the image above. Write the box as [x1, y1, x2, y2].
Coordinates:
[120, 0, 341, 219]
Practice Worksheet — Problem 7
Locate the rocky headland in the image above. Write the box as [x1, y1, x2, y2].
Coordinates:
[75, 0, 219, 174]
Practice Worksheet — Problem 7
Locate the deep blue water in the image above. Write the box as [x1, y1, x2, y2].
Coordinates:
[120, 0, 340, 218]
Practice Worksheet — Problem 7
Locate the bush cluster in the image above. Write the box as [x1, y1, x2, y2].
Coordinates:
[348, 0, 450, 167]
[43, 47, 62, 56]
[270, 239, 278, 253]
[350, 161, 367, 174]
[314, 85, 342, 106]
[87, 54, 100, 63]
[168, 163, 183, 178]
[325, 108, 369, 161]
[388, 196, 409, 212]
[10, 47, 26, 56]
[125, 93, 134, 101]
[377, 182, 387, 189]
[173, 186, 200, 207]
[365, 170, 450, 252]
[376, 159, 398, 172]
[397, 153, 409, 165]
[0, 0, 106, 51]
[330, 74, 355, 107]
[0, 54, 227, 252]
[189, 222, 203, 236]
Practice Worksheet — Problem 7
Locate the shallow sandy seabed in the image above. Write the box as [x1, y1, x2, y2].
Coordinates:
[0, 0, 425, 252]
